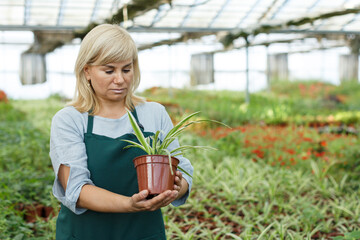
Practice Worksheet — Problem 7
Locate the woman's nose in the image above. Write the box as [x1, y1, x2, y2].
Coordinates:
[113, 72, 124, 84]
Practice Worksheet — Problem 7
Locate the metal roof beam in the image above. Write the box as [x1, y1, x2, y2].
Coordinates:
[270, 0, 290, 20]
[180, 0, 201, 27]
[3, 24, 360, 36]
[208, 0, 231, 28]
[0, 25, 84, 31]
[90, 0, 102, 22]
[110, 0, 120, 15]
[341, 12, 360, 31]
[222, 6, 360, 47]
[307, 0, 322, 11]
[197, 36, 349, 55]
[23, 0, 31, 25]
[237, 0, 263, 28]
[257, 0, 280, 22]
[57, 0, 67, 26]
[128, 26, 235, 32]
[149, 4, 171, 27]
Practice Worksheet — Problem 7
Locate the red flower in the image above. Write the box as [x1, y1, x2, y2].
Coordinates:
[286, 149, 296, 155]
[252, 149, 264, 158]
[315, 152, 325, 157]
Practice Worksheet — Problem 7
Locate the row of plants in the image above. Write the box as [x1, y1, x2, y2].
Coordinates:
[199, 125, 360, 182]
[141, 81, 360, 126]
[164, 138, 360, 238]
[161, 122, 360, 238]
[141, 82, 360, 238]
[1, 82, 360, 239]
[0, 97, 64, 239]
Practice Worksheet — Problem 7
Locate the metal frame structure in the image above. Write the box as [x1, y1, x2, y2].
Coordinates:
[0, 0, 359, 35]
[1, 0, 359, 101]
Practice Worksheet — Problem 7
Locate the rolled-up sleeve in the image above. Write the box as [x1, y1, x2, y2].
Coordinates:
[159, 106, 194, 206]
[50, 108, 94, 215]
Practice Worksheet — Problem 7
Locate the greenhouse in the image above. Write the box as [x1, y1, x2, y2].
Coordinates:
[1, 0, 360, 239]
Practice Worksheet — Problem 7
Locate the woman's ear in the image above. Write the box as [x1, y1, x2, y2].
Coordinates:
[84, 65, 91, 80]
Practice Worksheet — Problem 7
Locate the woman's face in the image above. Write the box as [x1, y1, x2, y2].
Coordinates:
[84, 59, 133, 105]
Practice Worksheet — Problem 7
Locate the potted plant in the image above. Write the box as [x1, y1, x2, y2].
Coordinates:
[124, 109, 225, 197]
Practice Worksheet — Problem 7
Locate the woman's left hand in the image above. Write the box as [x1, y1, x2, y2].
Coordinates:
[174, 171, 188, 200]
[174, 170, 182, 192]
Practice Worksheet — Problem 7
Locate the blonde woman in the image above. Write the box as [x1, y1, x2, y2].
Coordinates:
[50, 24, 193, 240]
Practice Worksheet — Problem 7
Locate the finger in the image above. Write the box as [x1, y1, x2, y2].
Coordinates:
[176, 171, 182, 179]
[161, 191, 178, 207]
[174, 176, 182, 190]
[146, 191, 172, 210]
[132, 190, 148, 203]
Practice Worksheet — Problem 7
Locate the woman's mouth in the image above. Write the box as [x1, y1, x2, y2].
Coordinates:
[111, 89, 126, 94]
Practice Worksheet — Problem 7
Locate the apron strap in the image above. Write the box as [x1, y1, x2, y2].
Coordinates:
[87, 114, 94, 134]
[131, 108, 145, 132]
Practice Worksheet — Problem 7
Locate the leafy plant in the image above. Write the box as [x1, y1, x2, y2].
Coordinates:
[123, 110, 224, 177]
[332, 231, 360, 240]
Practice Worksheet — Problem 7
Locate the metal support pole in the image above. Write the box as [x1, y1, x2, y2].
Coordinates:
[168, 43, 173, 98]
[265, 44, 271, 92]
[245, 37, 250, 104]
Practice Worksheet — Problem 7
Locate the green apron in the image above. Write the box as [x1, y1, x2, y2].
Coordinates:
[56, 109, 166, 240]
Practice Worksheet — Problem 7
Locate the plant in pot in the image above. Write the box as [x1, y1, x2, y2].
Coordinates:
[124, 109, 224, 198]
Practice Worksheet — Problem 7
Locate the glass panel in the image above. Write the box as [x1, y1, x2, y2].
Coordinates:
[154, 8, 189, 27]
[133, 9, 158, 27]
[66, 0, 96, 8]
[94, 8, 113, 21]
[183, 9, 219, 28]
[0, 6, 24, 25]
[29, 6, 59, 26]
[344, 20, 360, 31]
[31, 0, 61, 8]
[61, 19, 90, 27]
[285, 0, 316, 9]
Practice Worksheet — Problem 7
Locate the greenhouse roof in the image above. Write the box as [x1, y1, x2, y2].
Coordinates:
[0, 0, 359, 35]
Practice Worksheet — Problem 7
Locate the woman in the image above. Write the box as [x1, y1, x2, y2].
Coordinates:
[50, 24, 193, 240]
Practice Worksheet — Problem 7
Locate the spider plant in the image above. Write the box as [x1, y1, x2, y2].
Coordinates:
[123, 109, 226, 177]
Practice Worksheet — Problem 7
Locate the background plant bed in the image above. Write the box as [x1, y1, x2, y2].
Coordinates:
[133, 155, 179, 198]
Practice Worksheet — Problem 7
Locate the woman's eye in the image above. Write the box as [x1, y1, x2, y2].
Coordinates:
[105, 70, 114, 74]
[123, 69, 130, 73]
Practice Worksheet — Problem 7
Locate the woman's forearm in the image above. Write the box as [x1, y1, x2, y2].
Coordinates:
[77, 184, 132, 212]
[59, 164, 184, 213]
[58, 164, 133, 213]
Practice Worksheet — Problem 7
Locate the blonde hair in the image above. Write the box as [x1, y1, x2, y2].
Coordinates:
[69, 24, 144, 114]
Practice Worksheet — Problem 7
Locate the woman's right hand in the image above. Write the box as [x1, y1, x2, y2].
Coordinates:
[129, 190, 178, 212]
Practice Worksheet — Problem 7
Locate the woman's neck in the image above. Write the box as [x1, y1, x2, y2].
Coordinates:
[97, 100, 127, 119]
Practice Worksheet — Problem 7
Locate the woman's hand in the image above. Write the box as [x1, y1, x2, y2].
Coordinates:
[129, 171, 189, 212]
[174, 170, 183, 193]
[129, 189, 178, 212]
[174, 170, 189, 200]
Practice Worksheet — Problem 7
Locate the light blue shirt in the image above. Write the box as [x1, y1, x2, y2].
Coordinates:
[50, 101, 193, 215]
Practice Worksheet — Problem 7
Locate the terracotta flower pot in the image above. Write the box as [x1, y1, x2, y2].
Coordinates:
[133, 155, 179, 198]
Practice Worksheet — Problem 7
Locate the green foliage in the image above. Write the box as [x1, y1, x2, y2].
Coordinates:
[332, 231, 360, 240]
[0, 99, 63, 239]
[141, 82, 360, 126]
[125, 110, 221, 177]
[1, 81, 360, 239]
